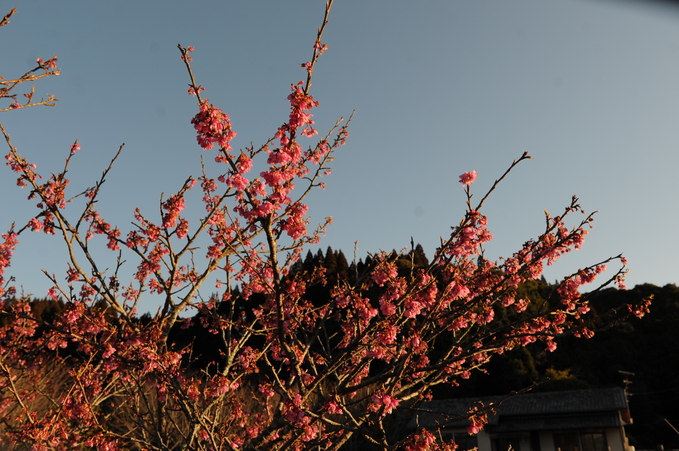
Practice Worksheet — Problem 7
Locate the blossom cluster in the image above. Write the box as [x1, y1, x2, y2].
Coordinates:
[1, 9, 59, 112]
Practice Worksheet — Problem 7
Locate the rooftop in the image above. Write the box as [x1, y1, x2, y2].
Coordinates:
[409, 387, 631, 432]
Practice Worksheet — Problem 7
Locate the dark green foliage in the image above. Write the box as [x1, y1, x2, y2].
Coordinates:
[323, 246, 337, 273]
[445, 282, 679, 449]
[334, 250, 350, 282]
[29, 297, 66, 324]
[548, 284, 679, 449]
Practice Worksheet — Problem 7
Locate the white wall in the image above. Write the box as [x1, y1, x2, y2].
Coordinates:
[606, 427, 627, 451]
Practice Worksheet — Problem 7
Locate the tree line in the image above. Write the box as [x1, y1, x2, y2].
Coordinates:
[8, 245, 671, 449]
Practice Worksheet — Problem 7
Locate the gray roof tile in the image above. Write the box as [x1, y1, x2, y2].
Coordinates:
[410, 388, 630, 432]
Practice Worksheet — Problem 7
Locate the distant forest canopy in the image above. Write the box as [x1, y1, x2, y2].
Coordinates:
[9, 245, 679, 449]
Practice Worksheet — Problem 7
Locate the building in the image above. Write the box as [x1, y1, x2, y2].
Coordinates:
[409, 387, 633, 451]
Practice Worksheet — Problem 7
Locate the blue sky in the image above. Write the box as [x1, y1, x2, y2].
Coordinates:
[2, 0, 679, 312]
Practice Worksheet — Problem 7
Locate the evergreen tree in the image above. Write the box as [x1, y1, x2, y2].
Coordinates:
[302, 249, 315, 271]
[412, 243, 429, 268]
[324, 246, 337, 273]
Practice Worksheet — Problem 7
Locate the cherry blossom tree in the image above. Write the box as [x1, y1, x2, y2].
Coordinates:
[0, 2, 650, 450]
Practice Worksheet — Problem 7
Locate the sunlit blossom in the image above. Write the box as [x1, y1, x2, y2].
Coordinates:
[459, 169, 477, 185]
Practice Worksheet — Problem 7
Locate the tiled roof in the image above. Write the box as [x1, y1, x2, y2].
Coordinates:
[409, 388, 630, 432]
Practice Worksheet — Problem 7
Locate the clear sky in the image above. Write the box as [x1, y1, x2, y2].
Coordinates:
[2, 0, 679, 312]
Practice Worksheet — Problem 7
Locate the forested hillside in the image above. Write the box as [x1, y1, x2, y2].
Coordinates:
[8, 246, 674, 449]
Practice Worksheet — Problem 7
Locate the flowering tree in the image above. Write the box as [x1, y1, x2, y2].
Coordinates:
[0, 2, 650, 451]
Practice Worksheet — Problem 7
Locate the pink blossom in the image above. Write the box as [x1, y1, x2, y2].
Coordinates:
[28, 218, 43, 232]
[301, 425, 318, 442]
[325, 400, 343, 415]
[255, 201, 275, 217]
[226, 174, 249, 191]
[260, 170, 286, 187]
[369, 392, 400, 415]
[66, 267, 80, 282]
[198, 429, 209, 442]
[379, 299, 396, 316]
[459, 170, 477, 185]
[267, 149, 292, 165]
[102, 344, 116, 359]
[236, 153, 253, 173]
[377, 325, 398, 345]
[449, 281, 470, 299]
[191, 102, 236, 151]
